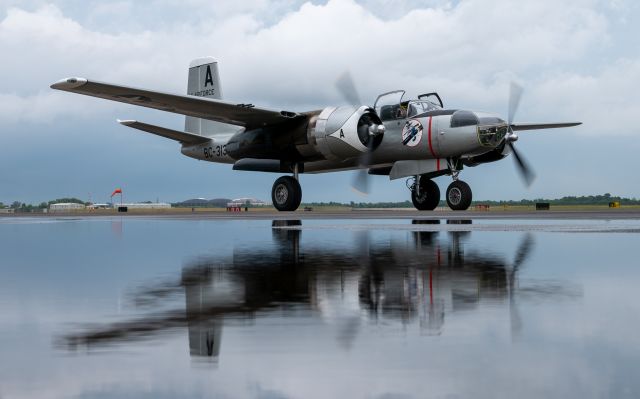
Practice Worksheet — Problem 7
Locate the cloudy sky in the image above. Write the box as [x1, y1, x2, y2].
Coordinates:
[0, 0, 638, 204]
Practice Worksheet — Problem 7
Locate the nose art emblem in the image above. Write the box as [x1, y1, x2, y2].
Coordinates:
[401, 119, 423, 147]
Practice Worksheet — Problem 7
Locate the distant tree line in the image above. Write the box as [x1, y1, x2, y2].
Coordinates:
[3, 193, 638, 212]
[302, 193, 640, 208]
[477, 193, 640, 206]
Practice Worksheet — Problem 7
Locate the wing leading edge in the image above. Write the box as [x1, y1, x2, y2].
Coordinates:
[51, 77, 302, 131]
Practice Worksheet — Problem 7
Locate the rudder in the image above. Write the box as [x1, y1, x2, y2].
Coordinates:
[185, 57, 233, 136]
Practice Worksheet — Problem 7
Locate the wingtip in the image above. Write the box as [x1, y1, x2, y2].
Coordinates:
[50, 77, 88, 90]
[117, 119, 136, 126]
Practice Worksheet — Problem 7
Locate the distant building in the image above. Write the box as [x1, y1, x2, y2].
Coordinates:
[0, 208, 15, 214]
[115, 203, 171, 209]
[230, 198, 268, 206]
[49, 203, 86, 212]
[88, 203, 110, 209]
[174, 198, 231, 208]
[174, 198, 267, 208]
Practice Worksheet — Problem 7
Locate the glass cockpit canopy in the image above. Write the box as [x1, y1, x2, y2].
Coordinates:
[374, 90, 443, 121]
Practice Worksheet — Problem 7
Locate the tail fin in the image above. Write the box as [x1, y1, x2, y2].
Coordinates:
[185, 57, 233, 136]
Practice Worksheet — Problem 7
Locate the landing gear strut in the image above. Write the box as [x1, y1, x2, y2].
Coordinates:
[407, 158, 473, 211]
[272, 175, 302, 212]
[443, 158, 472, 211]
[410, 176, 440, 211]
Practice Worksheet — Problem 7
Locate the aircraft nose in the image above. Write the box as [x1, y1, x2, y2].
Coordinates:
[475, 113, 509, 147]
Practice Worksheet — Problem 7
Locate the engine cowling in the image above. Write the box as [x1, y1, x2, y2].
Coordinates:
[307, 106, 384, 161]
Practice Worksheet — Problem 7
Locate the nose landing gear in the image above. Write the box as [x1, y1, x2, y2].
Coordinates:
[409, 166, 473, 211]
[445, 180, 472, 210]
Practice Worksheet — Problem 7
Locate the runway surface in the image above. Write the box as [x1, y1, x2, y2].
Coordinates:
[2, 209, 639, 398]
[166, 209, 640, 220]
[12, 208, 636, 220]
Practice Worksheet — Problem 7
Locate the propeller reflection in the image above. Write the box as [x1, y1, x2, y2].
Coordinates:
[60, 220, 580, 361]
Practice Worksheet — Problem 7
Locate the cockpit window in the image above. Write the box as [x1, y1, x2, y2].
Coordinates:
[407, 101, 440, 117]
[379, 102, 409, 120]
[379, 105, 397, 121]
[408, 102, 425, 117]
[379, 104, 405, 120]
[450, 110, 479, 128]
[377, 97, 442, 121]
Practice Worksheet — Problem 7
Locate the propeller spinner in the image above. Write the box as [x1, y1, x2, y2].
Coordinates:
[336, 72, 385, 195]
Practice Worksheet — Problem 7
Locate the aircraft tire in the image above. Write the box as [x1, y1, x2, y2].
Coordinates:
[272, 176, 302, 212]
[411, 178, 440, 211]
[446, 180, 472, 211]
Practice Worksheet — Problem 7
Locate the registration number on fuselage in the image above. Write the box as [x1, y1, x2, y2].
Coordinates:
[203, 145, 227, 159]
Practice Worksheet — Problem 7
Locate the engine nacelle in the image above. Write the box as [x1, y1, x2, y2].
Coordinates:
[307, 106, 384, 161]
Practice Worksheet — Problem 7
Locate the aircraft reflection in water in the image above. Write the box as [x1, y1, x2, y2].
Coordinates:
[62, 220, 580, 361]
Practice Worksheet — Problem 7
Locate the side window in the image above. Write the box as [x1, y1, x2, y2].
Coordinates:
[408, 102, 425, 117]
[379, 105, 396, 121]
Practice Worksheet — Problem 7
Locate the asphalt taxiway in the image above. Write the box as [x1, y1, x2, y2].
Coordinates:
[176, 209, 640, 220]
[6, 209, 639, 221]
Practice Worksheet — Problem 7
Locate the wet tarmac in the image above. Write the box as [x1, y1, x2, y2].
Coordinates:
[5, 208, 640, 221]
[0, 216, 639, 398]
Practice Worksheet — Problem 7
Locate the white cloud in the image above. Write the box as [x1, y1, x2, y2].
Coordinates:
[0, 0, 640, 200]
[0, 0, 637, 138]
[530, 58, 640, 134]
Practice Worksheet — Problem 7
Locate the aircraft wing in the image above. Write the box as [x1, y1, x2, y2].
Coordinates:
[51, 77, 302, 131]
[511, 122, 582, 131]
[117, 120, 211, 145]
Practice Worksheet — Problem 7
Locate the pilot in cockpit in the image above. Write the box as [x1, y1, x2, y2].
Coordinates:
[396, 103, 408, 119]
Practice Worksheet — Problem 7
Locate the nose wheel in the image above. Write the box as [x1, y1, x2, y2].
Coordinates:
[446, 180, 472, 211]
[272, 176, 302, 212]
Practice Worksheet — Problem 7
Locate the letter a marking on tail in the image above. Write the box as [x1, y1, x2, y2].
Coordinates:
[204, 65, 214, 87]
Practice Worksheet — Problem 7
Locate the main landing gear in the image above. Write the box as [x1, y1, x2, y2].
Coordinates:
[411, 176, 440, 211]
[272, 164, 303, 212]
[409, 170, 473, 211]
[272, 176, 302, 212]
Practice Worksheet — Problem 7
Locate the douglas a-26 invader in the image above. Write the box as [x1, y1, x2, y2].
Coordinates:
[52, 57, 581, 211]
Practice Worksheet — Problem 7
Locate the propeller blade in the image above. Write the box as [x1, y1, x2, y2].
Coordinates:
[508, 142, 535, 187]
[351, 139, 375, 195]
[509, 286, 523, 341]
[513, 233, 535, 270]
[508, 82, 524, 125]
[508, 233, 533, 341]
[351, 170, 369, 195]
[336, 71, 362, 107]
[335, 72, 384, 195]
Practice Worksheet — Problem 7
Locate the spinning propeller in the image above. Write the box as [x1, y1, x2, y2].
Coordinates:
[336, 75, 540, 193]
[507, 232, 534, 340]
[335, 72, 385, 195]
[505, 82, 536, 187]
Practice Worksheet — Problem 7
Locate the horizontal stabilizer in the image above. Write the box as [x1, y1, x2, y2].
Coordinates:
[51, 77, 302, 130]
[511, 122, 581, 131]
[118, 120, 211, 145]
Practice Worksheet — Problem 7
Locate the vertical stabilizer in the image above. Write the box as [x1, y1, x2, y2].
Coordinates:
[185, 57, 232, 136]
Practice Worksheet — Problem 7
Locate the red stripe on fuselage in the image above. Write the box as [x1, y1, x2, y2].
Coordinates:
[427, 116, 440, 170]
